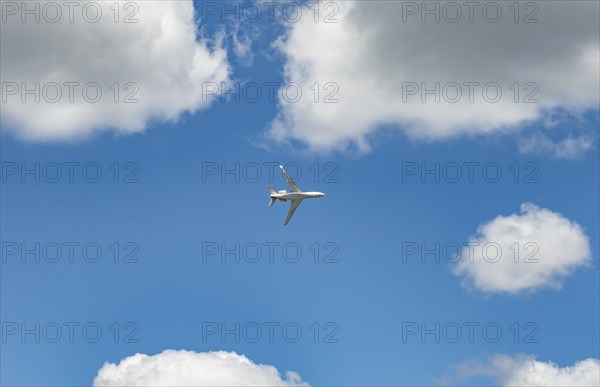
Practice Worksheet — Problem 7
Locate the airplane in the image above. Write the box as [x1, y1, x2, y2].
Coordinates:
[268, 165, 325, 225]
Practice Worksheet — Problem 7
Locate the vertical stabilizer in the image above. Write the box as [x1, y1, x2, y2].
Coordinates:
[268, 186, 277, 207]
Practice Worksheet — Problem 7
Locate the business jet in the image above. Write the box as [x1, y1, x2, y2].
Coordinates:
[268, 165, 325, 225]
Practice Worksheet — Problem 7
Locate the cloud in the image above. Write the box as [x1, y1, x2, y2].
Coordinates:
[267, 1, 599, 152]
[93, 349, 308, 386]
[1, 1, 230, 141]
[448, 354, 600, 386]
[452, 203, 591, 294]
[231, 23, 255, 67]
[518, 132, 594, 159]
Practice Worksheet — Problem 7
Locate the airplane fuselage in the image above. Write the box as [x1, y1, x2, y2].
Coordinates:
[271, 191, 325, 201]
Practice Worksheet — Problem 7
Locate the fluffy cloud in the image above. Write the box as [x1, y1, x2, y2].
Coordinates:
[450, 354, 600, 386]
[1, 1, 230, 141]
[268, 1, 599, 152]
[452, 203, 591, 294]
[93, 349, 308, 386]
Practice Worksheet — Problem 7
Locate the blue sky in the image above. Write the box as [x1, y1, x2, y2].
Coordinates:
[1, 1, 599, 386]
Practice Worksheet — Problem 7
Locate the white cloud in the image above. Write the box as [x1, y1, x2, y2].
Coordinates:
[268, 0, 600, 152]
[1, 1, 230, 141]
[519, 132, 594, 159]
[231, 23, 255, 67]
[449, 354, 600, 386]
[452, 203, 591, 294]
[93, 349, 308, 386]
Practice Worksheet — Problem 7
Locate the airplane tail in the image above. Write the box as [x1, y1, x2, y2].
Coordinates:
[268, 186, 276, 207]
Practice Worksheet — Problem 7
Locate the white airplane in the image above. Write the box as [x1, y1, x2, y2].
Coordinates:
[268, 165, 325, 225]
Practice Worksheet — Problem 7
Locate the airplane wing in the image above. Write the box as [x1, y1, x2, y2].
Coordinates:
[284, 199, 303, 225]
[280, 165, 302, 193]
